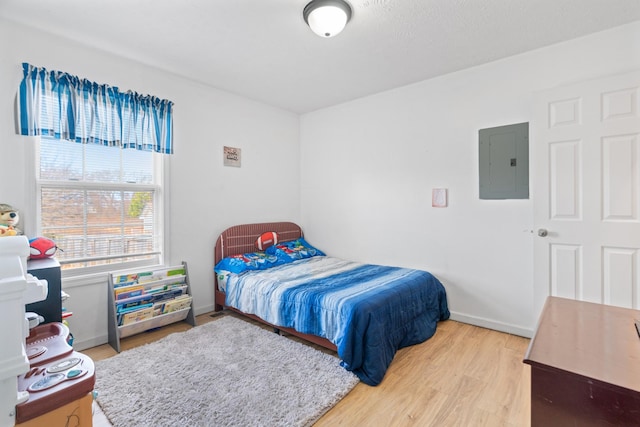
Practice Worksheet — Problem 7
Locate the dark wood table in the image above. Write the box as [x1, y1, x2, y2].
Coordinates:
[524, 296, 640, 426]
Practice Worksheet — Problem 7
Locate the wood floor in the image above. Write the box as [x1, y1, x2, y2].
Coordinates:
[84, 312, 531, 427]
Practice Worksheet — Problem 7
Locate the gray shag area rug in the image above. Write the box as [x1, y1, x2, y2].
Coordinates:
[95, 315, 358, 427]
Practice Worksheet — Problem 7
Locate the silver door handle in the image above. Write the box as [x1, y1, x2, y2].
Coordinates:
[537, 228, 548, 237]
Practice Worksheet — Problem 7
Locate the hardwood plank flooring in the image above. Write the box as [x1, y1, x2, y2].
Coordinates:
[84, 312, 531, 426]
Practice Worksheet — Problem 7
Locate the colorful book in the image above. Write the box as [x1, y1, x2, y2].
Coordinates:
[115, 286, 144, 300]
[121, 307, 154, 325]
[116, 294, 155, 312]
[161, 295, 192, 314]
[117, 302, 153, 314]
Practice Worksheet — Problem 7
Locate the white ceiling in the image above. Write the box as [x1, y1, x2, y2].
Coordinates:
[1, 0, 639, 113]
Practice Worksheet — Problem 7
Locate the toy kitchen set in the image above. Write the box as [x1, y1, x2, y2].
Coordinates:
[0, 236, 95, 427]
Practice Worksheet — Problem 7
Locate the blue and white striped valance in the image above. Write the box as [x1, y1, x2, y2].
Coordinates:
[17, 63, 174, 154]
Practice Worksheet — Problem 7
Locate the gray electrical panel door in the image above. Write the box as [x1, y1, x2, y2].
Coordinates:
[479, 122, 529, 199]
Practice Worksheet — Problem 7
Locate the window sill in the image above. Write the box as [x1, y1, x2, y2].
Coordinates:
[61, 261, 166, 289]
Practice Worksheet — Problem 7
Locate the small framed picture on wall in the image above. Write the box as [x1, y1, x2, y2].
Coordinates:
[224, 146, 241, 167]
[432, 188, 448, 207]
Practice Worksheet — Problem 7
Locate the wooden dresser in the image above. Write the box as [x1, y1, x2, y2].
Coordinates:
[524, 296, 640, 426]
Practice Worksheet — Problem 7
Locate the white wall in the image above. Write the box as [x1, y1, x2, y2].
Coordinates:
[2, 15, 639, 347]
[300, 21, 640, 337]
[0, 18, 300, 349]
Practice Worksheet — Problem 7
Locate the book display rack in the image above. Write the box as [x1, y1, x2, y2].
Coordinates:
[107, 262, 196, 352]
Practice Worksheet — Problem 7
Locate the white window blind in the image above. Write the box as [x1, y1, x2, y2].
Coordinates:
[38, 137, 162, 272]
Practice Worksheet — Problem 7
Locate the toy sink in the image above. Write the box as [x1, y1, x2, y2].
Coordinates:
[26, 322, 72, 366]
[27, 322, 68, 344]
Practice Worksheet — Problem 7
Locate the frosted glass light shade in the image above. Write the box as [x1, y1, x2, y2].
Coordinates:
[303, 0, 352, 38]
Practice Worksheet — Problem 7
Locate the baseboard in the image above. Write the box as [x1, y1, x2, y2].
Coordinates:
[73, 305, 215, 352]
[73, 334, 109, 351]
[72, 307, 532, 350]
[448, 311, 533, 338]
[194, 303, 215, 316]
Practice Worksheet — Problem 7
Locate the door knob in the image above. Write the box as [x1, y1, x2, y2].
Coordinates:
[537, 228, 548, 237]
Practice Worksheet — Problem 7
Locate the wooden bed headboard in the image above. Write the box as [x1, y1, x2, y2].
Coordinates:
[213, 222, 303, 311]
[214, 221, 303, 266]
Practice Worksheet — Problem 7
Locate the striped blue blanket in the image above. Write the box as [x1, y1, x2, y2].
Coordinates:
[224, 256, 449, 386]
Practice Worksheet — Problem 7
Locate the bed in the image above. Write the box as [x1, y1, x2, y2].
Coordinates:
[213, 222, 449, 386]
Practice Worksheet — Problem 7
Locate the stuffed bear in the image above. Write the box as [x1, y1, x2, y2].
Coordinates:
[0, 203, 22, 236]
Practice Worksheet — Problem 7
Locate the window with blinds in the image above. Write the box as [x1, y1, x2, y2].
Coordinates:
[38, 137, 163, 272]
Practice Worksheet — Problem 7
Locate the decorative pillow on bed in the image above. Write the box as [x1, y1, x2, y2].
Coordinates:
[265, 237, 326, 261]
[255, 231, 279, 251]
[214, 251, 283, 274]
[216, 270, 232, 292]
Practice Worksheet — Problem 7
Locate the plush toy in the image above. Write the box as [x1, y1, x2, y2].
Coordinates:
[29, 237, 58, 259]
[0, 225, 18, 237]
[0, 203, 22, 236]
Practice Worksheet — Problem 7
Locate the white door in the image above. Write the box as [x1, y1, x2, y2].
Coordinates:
[533, 70, 640, 320]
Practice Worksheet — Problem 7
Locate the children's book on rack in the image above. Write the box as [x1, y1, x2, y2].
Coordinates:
[107, 262, 197, 352]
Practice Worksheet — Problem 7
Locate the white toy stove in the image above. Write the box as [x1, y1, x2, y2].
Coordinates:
[0, 237, 47, 427]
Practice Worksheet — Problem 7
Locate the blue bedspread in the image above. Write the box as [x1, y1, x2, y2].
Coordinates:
[224, 256, 449, 386]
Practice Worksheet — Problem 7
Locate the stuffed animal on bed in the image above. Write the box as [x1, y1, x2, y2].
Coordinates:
[0, 203, 22, 236]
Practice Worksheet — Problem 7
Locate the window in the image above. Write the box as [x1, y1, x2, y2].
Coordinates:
[17, 63, 173, 276]
[38, 137, 164, 273]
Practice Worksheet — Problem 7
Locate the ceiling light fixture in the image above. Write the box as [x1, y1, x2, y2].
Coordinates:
[303, 0, 352, 38]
